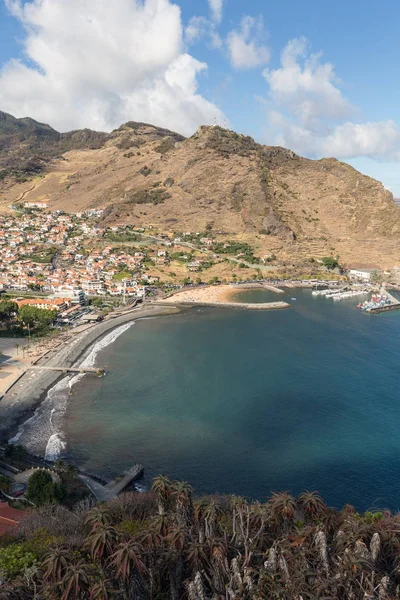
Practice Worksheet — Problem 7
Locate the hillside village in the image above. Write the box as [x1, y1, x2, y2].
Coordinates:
[0, 204, 279, 319]
[0, 202, 394, 319]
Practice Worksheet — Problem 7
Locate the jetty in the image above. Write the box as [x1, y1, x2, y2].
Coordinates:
[0, 446, 144, 503]
[159, 300, 291, 310]
[104, 464, 144, 495]
[366, 289, 400, 314]
[79, 464, 144, 501]
[28, 365, 107, 376]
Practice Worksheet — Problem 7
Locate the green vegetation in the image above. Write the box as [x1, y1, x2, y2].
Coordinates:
[113, 270, 132, 281]
[212, 241, 259, 263]
[0, 300, 18, 323]
[0, 543, 37, 578]
[22, 246, 58, 264]
[0, 478, 397, 598]
[321, 255, 340, 270]
[19, 305, 57, 334]
[22, 253, 53, 264]
[170, 251, 192, 262]
[26, 469, 64, 507]
[0, 301, 56, 336]
[0, 474, 11, 492]
[138, 166, 152, 176]
[104, 231, 139, 243]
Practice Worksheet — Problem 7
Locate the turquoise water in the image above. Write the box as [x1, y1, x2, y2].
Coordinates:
[63, 289, 400, 511]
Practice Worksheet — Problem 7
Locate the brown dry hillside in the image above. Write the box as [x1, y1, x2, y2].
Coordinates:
[1, 113, 399, 268]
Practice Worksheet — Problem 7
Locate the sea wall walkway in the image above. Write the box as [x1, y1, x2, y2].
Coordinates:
[157, 300, 291, 310]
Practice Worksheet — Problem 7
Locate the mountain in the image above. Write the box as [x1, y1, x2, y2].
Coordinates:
[1, 111, 399, 268]
[0, 110, 108, 179]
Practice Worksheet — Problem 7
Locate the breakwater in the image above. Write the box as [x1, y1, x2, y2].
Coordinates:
[159, 300, 291, 310]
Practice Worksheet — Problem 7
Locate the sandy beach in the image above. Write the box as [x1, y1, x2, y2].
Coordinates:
[161, 284, 290, 310]
[0, 303, 180, 441]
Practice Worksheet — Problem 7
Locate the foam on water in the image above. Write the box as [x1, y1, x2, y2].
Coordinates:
[9, 322, 134, 459]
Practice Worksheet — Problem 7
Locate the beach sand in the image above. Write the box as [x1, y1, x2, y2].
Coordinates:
[162, 284, 236, 304]
[0, 303, 180, 441]
[160, 284, 290, 309]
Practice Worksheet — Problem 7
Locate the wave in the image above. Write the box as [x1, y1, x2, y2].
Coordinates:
[45, 433, 66, 461]
[9, 321, 134, 459]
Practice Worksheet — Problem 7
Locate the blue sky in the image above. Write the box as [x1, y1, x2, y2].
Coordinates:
[1, 0, 400, 194]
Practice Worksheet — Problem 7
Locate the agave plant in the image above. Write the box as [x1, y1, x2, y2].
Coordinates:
[86, 523, 120, 560]
[85, 505, 112, 530]
[59, 559, 91, 600]
[298, 491, 327, 522]
[172, 480, 194, 528]
[42, 545, 73, 583]
[152, 475, 174, 516]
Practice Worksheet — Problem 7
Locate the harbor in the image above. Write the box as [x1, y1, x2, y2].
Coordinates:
[358, 290, 400, 313]
[312, 286, 369, 301]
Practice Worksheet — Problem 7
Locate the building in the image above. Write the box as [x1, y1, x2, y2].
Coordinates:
[24, 202, 49, 209]
[0, 502, 26, 535]
[349, 269, 373, 282]
[188, 261, 202, 272]
[81, 280, 105, 294]
[16, 297, 70, 312]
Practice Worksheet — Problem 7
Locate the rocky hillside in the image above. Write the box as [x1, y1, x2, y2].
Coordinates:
[1, 111, 399, 268]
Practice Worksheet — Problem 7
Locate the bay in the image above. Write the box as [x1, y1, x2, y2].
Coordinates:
[63, 288, 400, 511]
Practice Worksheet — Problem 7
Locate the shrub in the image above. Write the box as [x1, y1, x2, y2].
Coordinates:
[26, 470, 64, 507]
[0, 543, 37, 578]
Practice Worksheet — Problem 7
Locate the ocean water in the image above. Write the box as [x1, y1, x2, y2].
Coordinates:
[14, 288, 400, 510]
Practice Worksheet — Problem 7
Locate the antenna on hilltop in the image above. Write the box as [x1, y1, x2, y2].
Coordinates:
[213, 116, 217, 128]
[223, 118, 227, 129]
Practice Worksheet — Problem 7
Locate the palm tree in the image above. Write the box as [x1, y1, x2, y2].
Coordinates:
[298, 491, 327, 522]
[59, 559, 90, 600]
[152, 475, 173, 515]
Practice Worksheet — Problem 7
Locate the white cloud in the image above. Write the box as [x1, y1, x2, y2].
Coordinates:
[321, 120, 400, 159]
[185, 15, 222, 49]
[0, 0, 226, 135]
[227, 16, 270, 70]
[209, 0, 223, 23]
[264, 37, 352, 128]
[263, 38, 400, 161]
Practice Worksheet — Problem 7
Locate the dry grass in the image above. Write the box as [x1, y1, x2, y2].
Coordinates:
[2, 125, 400, 268]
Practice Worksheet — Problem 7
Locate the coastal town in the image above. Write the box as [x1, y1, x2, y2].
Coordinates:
[0, 203, 263, 306]
[0, 203, 390, 311]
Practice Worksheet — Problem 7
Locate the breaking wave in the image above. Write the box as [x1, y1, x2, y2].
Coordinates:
[9, 322, 134, 459]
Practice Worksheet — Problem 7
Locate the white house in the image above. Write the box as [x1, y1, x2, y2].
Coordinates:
[349, 269, 373, 282]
